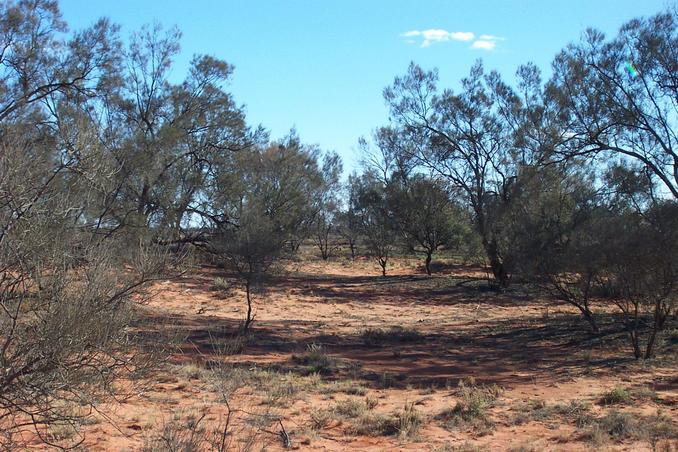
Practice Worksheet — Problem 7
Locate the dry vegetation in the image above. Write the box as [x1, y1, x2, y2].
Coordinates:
[13, 251, 671, 451]
[1, 1, 677, 450]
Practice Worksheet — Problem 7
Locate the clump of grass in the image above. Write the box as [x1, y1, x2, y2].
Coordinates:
[581, 410, 677, 446]
[365, 394, 379, 410]
[174, 362, 210, 381]
[291, 343, 337, 375]
[143, 413, 208, 452]
[435, 441, 485, 452]
[48, 421, 78, 442]
[645, 412, 678, 448]
[361, 326, 424, 346]
[322, 380, 368, 396]
[335, 398, 368, 418]
[394, 402, 424, 440]
[209, 365, 320, 405]
[376, 371, 399, 389]
[349, 413, 400, 437]
[436, 378, 502, 435]
[583, 410, 638, 443]
[212, 276, 232, 292]
[599, 387, 632, 406]
[335, 399, 422, 439]
[552, 400, 593, 428]
[309, 408, 334, 431]
[511, 399, 556, 425]
[630, 386, 658, 402]
[508, 442, 539, 452]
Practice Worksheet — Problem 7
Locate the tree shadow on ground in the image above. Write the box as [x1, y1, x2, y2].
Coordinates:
[186, 269, 541, 309]
[130, 303, 675, 391]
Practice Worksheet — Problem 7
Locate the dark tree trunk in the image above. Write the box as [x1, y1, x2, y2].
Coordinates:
[379, 257, 387, 276]
[349, 240, 356, 260]
[580, 306, 600, 335]
[424, 250, 433, 275]
[483, 239, 509, 288]
[243, 280, 254, 333]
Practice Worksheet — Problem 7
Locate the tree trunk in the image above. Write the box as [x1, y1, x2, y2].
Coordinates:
[243, 280, 254, 333]
[424, 250, 433, 275]
[580, 306, 600, 335]
[379, 257, 387, 276]
[644, 329, 657, 360]
[484, 239, 509, 288]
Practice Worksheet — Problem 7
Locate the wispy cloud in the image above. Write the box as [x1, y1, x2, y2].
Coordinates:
[401, 29, 475, 47]
[402, 29, 505, 51]
[470, 34, 505, 51]
[471, 40, 497, 51]
[478, 34, 505, 41]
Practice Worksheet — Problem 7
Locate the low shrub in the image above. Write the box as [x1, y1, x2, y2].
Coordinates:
[361, 326, 424, 346]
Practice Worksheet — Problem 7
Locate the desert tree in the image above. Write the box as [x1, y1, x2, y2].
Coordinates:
[507, 162, 605, 333]
[88, 23, 259, 239]
[0, 134, 169, 446]
[351, 173, 397, 276]
[206, 138, 325, 331]
[0, 2, 233, 445]
[388, 175, 466, 275]
[596, 167, 677, 358]
[335, 176, 363, 260]
[311, 151, 343, 260]
[382, 62, 535, 287]
[550, 8, 678, 199]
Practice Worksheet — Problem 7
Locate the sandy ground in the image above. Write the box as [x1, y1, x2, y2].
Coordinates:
[16, 255, 678, 451]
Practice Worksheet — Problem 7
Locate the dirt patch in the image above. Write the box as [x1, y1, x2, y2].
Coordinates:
[24, 256, 678, 451]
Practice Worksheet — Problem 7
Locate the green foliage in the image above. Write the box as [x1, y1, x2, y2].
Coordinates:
[599, 387, 632, 406]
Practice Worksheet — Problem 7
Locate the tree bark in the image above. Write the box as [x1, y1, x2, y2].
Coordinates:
[243, 280, 254, 333]
[483, 238, 509, 288]
[424, 250, 433, 275]
[379, 257, 387, 276]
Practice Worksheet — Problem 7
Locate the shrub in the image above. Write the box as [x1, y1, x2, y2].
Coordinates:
[291, 343, 337, 374]
[309, 409, 333, 431]
[581, 409, 677, 446]
[212, 277, 233, 292]
[335, 399, 368, 418]
[395, 402, 424, 440]
[599, 387, 632, 406]
[436, 379, 501, 434]
[553, 400, 593, 428]
[511, 399, 556, 425]
[348, 413, 400, 437]
[361, 326, 423, 346]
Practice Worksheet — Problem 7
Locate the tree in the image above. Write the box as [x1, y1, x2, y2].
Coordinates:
[388, 175, 465, 275]
[352, 174, 397, 276]
[0, 2, 171, 445]
[206, 139, 325, 331]
[598, 168, 677, 358]
[84, 23, 259, 239]
[550, 8, 678, 199]
[382, 62, 529, 287]
[311, 151, 343, 260]
[508, 163, 605, 333]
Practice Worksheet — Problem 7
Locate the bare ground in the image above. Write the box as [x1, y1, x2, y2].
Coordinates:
[19, 255, 678, 451]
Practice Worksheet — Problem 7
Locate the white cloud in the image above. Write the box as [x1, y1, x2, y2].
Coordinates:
[401, 29, 475, 47]
[471, 40, 497, 51]
[449, 31, 475, 42]
[478, 34, 505, 41]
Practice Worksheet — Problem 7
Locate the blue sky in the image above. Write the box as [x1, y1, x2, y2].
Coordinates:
[60, 0, 669, 172]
